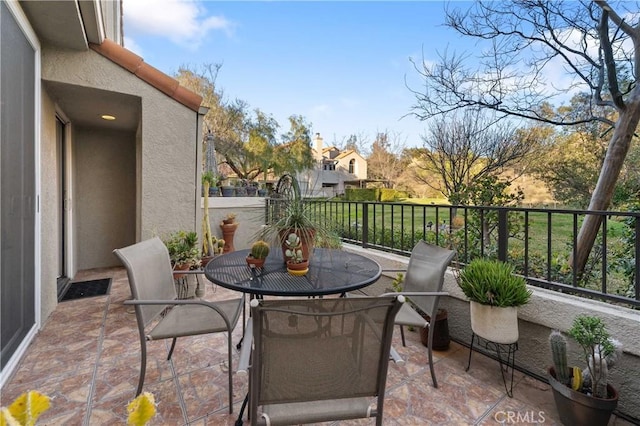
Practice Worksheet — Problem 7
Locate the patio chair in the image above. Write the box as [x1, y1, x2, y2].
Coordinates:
[113, 237, 243, 413]
[382, 240, 456, 388]
[246, 296, 404, 426]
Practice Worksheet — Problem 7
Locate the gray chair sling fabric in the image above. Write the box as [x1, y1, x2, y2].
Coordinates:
[113, 237, 243, 413]
[248, 296, 404, 426]
[383, 240, 456, 388]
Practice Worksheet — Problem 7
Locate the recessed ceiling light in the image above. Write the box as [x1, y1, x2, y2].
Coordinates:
[101, 114, 116, 121]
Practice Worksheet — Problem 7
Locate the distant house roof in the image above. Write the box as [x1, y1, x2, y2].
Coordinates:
[89, 39, 203, 112]
[334, 149, 358, 160]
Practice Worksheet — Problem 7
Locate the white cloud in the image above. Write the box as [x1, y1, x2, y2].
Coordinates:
[123, 36, 143, 56]
[123, 0, 234, 50]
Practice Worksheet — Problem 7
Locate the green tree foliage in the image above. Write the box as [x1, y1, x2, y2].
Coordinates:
[272, 115, 315, 175]
[408, 1, 640, 275]
[536, 131, 606, 208]
[531, 93, 640, 208]
[451, 175, 525, 259]
[175, 64, 313, 181]
[209, 100, 281, 181]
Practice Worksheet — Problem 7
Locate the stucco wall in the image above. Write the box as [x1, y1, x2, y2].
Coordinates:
[201, 197, 266, 251]
[74, 127, 135, 269]
[140, 103, 200, 239]
[39, 89, 59, 321]
[41, 45, 200, 241]
[343, 244, 640, 422]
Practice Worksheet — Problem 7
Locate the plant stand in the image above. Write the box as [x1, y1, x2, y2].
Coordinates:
[220, 222, 238, 253]
[174, 275, 190, 299]
[173, 273, 205, 299]
[466, 333, 518, 397]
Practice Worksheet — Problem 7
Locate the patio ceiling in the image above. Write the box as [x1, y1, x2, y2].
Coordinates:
[19, 0, 102, 50]
[44, 80, 140, 132]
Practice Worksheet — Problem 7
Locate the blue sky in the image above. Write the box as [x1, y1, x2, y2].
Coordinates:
[123, 1, 469, 149]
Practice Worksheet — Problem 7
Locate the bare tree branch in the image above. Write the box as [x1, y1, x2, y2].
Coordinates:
[408, 0, 640, 274]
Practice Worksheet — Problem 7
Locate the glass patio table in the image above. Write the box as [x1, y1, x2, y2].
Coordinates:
[204, 247, 382, 297]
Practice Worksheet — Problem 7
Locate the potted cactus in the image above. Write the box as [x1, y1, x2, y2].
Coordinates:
[201, 171, 220, 266]
[246, 240, 270, 268]
[548, 315, 622, 426]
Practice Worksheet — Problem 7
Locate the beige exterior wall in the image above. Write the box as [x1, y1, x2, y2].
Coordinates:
[74, 126, 136, 269]
[139, 105, 201, 239]
[336, 151, 367, 180]
[39, 90, 59, 321]
[201, 197, 265, 250]
[41, 44, 202, 259]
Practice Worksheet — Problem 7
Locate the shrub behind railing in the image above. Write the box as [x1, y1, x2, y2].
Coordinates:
[271, 198, 639, 308]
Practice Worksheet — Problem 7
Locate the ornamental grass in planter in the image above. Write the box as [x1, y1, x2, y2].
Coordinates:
[457, 258, 531, 344]
[548, 316, 623, 426]
[259, 176, 335, 264]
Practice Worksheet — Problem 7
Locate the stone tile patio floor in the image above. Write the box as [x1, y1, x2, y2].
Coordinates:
[1, 267, 633, 425]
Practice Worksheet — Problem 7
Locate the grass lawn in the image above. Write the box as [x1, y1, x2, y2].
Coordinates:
[309, 199, 632, 296]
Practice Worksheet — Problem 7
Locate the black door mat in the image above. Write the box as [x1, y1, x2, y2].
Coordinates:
[60, 278, 112, 301]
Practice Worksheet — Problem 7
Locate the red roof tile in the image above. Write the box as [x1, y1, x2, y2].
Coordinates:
[89, 39, 202, 112]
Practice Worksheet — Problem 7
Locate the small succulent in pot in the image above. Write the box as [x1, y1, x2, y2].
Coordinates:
[163, 230, 201, 269]
[222, 213, 236, 225]
[284, 232, 305, 264]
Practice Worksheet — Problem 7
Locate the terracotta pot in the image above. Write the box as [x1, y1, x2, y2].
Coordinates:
[246, 256, 266, 269]
[548, 367, 618, 426]
[172, 263, 190, 279]
[419, 309, 450, 351]
[286, 259, 309, 276]
[201, 255, 215, 268]
[220, 222, 238, 253]
[279, 229, 315, 264]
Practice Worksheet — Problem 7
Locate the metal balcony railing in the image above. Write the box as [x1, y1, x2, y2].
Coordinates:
[266, 198, 640, 308]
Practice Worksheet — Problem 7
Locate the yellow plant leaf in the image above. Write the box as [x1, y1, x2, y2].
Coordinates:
[1, 407, 22, 426]
[6, 391, 50, 426]
[571, 366, 583, 391]
[127, 392, 156, 426]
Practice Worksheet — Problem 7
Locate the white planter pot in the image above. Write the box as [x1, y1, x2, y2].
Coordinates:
[469, 301, 519, 344]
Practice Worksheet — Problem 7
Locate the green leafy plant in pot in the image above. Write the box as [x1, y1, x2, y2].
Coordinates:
[163, 231, 201, 277]
[457, 258, 531, 344]
[259, 175, 333, 264]
[548, 315, 622, 426]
